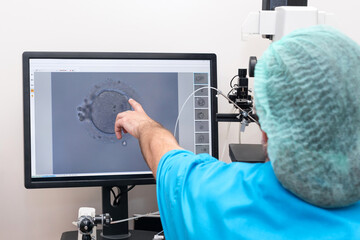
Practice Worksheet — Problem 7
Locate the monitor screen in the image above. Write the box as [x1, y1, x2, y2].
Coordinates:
[23, 52, 218, 188]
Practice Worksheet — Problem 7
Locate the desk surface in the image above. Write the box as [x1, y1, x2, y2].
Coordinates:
[229, 144, 266, 163]
[61, 229, 159, 240]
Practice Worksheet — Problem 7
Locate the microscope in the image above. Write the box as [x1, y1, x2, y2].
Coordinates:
[217, 0, 333, 163]
[242, 0, 334, 42]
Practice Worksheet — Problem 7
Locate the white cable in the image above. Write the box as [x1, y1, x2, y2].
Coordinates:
[110, 211, 160, 225]
[173, 86, 259, 137]
[153, 230, 165, 240]
[155, 230, 164, 236]
[173, 86, 220, 137]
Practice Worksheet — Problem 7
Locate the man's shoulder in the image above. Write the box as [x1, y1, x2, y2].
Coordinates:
[159, 149, 272, 178]
[158, 149, 275, 198]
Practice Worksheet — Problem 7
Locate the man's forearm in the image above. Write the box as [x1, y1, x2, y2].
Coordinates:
[114, 99, 182, 178]
[138, 122, 182, 178]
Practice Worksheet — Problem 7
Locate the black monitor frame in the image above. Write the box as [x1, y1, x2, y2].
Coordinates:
[23, 52, 218, 189]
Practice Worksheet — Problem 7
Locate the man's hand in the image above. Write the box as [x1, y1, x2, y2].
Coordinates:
[114, 99, 159, 140]
[114, 99, 182, 177]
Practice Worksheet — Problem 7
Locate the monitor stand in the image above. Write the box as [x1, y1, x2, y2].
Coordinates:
[101, 186, 131, 239]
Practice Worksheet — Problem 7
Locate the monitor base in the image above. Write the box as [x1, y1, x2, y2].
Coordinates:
[61, 229, 159, 240]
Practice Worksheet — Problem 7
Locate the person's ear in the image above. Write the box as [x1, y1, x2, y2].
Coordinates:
[261, 130, 268, 146]
[261, 130, 269, 162]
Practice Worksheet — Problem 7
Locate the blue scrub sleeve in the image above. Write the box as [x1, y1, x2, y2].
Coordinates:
[156, 149, 256, 239]
[156, 150, 214, 238]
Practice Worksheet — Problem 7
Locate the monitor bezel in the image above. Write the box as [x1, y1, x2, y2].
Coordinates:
[23, 51, 218, 189]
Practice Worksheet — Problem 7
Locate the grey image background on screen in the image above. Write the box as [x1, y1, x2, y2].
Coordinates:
[177, 73, 195, 152]
[50, 72, 179, 174]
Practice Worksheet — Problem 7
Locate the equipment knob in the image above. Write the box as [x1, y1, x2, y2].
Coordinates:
[249, 56, 257, 77]
[238, 69, 247, 78]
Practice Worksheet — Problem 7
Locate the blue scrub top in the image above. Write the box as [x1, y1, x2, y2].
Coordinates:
[156, 150, 360, 240]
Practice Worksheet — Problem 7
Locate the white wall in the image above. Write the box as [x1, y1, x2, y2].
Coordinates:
[0, 0, 359, 239]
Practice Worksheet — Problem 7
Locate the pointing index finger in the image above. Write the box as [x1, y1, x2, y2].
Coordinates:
[128, 98, 144, 113]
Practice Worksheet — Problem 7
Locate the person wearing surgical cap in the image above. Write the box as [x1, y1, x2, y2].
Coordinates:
[254, 25, 360, 208]
[114, 25, 360, 240]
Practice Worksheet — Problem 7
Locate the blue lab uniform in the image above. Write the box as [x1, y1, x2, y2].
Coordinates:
[156, 150, 360, 240]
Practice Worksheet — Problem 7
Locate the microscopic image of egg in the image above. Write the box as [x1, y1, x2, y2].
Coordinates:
[77, 79, 139, 144]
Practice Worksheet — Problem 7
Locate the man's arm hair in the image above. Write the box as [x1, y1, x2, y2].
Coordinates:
[138, 121, 182, 177]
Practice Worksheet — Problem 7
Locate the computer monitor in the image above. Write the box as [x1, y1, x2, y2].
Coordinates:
[23, 52, 218, 238]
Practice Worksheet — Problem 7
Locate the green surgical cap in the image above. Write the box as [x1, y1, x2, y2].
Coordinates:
[254, 25, 360, 208]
